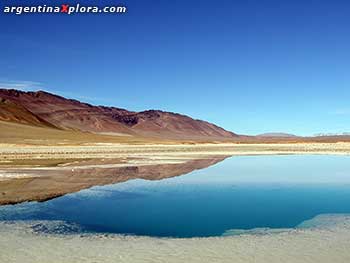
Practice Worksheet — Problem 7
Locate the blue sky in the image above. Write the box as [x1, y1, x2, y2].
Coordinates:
[1, 0, 350, 136]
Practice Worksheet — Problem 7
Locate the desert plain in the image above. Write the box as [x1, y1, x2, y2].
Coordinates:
[1, 105, 350, 263]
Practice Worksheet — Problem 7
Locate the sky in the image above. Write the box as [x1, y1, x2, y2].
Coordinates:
[1, 0, 350, 136]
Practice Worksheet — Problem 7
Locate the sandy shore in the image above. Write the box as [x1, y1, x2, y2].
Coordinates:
[1, 142, 350, 164]
[0, 214, 350, 263]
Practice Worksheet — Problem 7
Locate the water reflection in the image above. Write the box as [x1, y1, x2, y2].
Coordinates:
[0, 157, 227, 205]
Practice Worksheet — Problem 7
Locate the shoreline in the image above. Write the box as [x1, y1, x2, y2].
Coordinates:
[1, 142, 350, 163]
[1, 214, 350, 263]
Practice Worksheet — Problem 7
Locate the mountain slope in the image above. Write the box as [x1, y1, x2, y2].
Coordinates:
[0, 89, 237, 140]
[0, 89, 135, 135]
[0, 97, 55, 128]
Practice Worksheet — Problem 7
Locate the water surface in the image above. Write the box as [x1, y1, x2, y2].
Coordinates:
[1, 155, 350, 237]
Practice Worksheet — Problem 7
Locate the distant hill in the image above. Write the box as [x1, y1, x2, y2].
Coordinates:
[314, 132, 350, 137]
[0, 89, 238, 141]
[257, 132, 298, 138]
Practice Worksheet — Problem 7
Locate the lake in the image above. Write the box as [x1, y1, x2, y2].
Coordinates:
[1, 155, 350, 238]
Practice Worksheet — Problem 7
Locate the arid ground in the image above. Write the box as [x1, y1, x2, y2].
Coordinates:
[1, 121, 350, 263]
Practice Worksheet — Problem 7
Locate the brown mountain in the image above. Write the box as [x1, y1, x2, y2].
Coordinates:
[0, 89, 237, 140]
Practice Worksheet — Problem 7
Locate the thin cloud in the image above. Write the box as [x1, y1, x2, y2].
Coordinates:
[0, 80, 43, 91]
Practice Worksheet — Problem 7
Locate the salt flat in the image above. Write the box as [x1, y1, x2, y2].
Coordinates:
[0, 214, 350, 263]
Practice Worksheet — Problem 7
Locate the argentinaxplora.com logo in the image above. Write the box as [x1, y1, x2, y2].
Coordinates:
[3, 4, 127, 15]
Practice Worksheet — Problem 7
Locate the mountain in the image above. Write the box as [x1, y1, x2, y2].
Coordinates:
[0, 89, 237, 140]
[314, 132, 350, 137]
[257, 132, 297, 138]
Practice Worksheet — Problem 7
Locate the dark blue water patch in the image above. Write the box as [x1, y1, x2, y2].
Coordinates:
[1, 155, 350, 238]
[30, 221, 84, 235]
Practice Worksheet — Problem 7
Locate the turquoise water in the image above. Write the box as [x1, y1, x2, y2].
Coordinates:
[1, 155, 350, 238]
